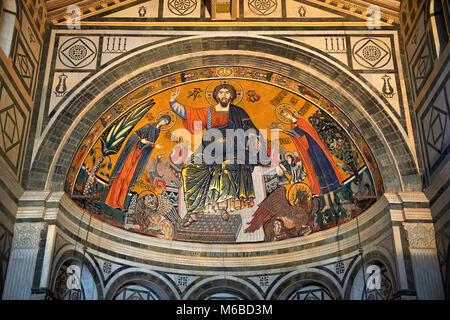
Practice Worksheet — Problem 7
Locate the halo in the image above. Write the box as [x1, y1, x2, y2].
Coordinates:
[275, 104, 299, 124]
[287, 182, 312, 207]
[155, 110, 176, 131]
[137, 190, 159, 208]
[284, 152, 296, 162]
[205, 79, 244, 105]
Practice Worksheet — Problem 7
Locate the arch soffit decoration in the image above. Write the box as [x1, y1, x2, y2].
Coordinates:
[49, 249, 104, 300]
[343, 249, 399, 299]
[52, 247, 180, 300]
[183, 276, 264, 300]
[29, 35, 420, 194]
[267, 269, 343, 300]
[104, 268, 180, 300]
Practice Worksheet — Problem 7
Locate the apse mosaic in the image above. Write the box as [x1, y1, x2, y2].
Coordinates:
[65, 66, 383, 244]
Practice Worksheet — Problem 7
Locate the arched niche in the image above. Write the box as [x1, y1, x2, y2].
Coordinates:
[49, 250, 103, 300]
[112, 283, 161, 300]
[104, 271, 178, 300]
[184, 277, 262, 300]
[268, 271, 342, 300]
[285, 283, 335, 300]
[61, 68, 385, 243]
[345, 251, 398, 300]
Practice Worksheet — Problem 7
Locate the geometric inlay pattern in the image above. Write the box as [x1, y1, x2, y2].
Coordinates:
[102, 261, 112, 275]
[0, 84, 26, 171]
[167, 273, 199, 292]
[58, 37, 97, 68]
[436, 233, 450, 298]
[426, 106, 448, 153]
[53, 259, 98, 300]
[113, 284, 159, 300]
[412, 44, 432, 93]
[416, 55, 430, 78]
[54, 262, 84, 300]
[351, 263, 394, 300]
[0, 105, 20, 152]
[167, 0, 197, 16]
[335, 261, 345, 274]
[53, 234, 68, 259]
[17, 54, 32, 79]
[352, 38, 391, 69]
[13, 41, 35, 91]
[248, 0, 278, 16]
[365, 268, 393, 300]
[288, 284, 334, 300]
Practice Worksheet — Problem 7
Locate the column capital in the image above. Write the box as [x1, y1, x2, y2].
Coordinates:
[11, 222, 45, 250]
[403, 223, 437, 249]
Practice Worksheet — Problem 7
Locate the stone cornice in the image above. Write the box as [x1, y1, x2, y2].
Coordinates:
[53, 192, 393, 271]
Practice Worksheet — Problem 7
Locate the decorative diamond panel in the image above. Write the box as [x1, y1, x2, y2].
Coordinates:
[351, 37, 393, 70]
[13, 40, 35, 92]
[422, 85, 450, 170]
[0, 83, 27, 173]
[412, 43, 433, 94]
[57, 37, 98, 69]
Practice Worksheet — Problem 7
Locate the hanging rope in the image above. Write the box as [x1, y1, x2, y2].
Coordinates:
[73, 198, 87, 256]
[356, 216, 368, 300]
[70, 195, 96, 300]
[46, 195, 90, 300]
[78, 210, 93, 297]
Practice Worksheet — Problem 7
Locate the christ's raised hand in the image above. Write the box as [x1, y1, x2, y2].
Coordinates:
[170, 86, 181, 102]
[169, 86, 186, 119]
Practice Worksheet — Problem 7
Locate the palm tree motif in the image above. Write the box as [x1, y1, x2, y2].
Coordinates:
[82, 99, 156, 195]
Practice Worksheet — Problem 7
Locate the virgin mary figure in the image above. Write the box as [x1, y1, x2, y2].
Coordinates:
[105, 115, 171, 210]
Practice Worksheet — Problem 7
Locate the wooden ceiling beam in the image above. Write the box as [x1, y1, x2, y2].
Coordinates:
[349, 0, 400, 13]
[45, 0, 401, 24]
[45, 0, 108, 13]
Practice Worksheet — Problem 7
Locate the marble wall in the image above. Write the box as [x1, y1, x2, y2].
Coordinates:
[0, 0, 46, 298]
[1, 0, 446, 300]
[42, 192, 402, 300]
[401, 0, 450, 299]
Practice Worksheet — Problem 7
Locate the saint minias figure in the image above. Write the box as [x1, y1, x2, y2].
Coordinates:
[280, 109, 344, 212]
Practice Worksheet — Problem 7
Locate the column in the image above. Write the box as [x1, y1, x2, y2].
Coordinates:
[390, 192, 445, 299]
[33, 192, 63, 299]
[2, 222, 45, 299]
[385, 193, 417, 299]
[1, 191, 60, 300]
[403, 222, 445, 299]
